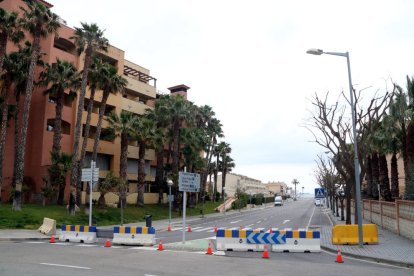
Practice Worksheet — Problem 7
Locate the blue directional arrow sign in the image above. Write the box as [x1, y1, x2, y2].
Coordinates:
[246, 232, 286, 244]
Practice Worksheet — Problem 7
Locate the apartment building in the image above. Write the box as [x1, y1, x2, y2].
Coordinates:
[216, 173, 269, 198]
[265, 181, 288, 197]
[0, 0, 164, 203]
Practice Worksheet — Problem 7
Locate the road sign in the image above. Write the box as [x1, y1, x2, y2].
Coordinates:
[179, 172, 200, 192]
[81, 168, 99, 182]
[246, 232, 286, 244]
[315, 188, 325, 198]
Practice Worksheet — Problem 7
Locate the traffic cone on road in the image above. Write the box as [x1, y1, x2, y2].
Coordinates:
[239, 226, 243, 230]
[187, 225, 192, 232]
[262, 245, 269, 259]
[269, 228, 273, 233]
[105, 239, 111, 248]
[168, 224, 171, 232]
[335, 249, 344, 263]
[158, 239, 164, 251]
[49, 235, 56, 244]
[214, 226, 218, 233]
[206, 243, 213, 255]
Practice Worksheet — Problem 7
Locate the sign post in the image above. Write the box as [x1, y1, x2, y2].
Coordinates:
[81, 161, 99, 226]
[179, 171, 200, 244]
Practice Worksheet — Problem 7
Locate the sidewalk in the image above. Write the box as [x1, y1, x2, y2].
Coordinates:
[321, 207, 414, 268]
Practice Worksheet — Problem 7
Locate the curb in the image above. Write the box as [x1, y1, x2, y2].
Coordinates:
[0, 237, 50, 242]
[321, 245, 414, 269]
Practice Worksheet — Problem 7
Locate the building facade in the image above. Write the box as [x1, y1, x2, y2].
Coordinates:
[216, 173, 269, 198]
[265, 181, 288, 197]
[0, 0, 172, 204]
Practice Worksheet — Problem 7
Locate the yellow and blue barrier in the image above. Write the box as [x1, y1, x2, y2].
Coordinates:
[112, 226, 156, 245]
[216, 228, 320, 252]
[216, 228, 267, 251]
[59, 224, 97, 244]
[271, 229, 320, 252]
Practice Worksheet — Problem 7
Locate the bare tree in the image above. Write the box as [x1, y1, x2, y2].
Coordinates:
[306, 88, 391, 224]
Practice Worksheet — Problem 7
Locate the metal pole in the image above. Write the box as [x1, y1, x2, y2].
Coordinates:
[346, 52, 363, 248]
[182, 191, 186, 244]
[169, 185, 172, 227]
[89, 161, 94, 227]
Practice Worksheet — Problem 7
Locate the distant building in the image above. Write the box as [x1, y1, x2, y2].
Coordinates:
[216, 173, 268, 197]
[265, 181, 288, 197]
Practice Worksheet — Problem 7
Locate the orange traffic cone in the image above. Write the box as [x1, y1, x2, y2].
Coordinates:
[214, 226, 218, 233]
[158, 239, 164, 251]
[269, 228, 273, 233]
[105, 239, 111, 248]
[206, 243, 213, 255]
[335, 249, 344, 263]
[168, 224, 171, 232]
[49, 235, 56, 244]
[187, 225, 192, 232]
[239, 226, 243, 230]
[262, 245, 269, 259]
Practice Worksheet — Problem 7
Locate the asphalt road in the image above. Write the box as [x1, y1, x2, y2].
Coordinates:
[0, 198, 412, 275]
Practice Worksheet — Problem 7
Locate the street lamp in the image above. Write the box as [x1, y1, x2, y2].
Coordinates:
[307, 48, 363, 248]
[167, 179, 173, 230]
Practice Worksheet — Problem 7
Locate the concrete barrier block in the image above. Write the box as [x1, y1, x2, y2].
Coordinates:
[38, 217, 56, 236]
[59, 225, 97, 244]
[332, 224, 378, 245]
[112, 226, 156, 246]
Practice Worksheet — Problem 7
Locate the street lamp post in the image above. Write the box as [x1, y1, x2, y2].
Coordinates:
[167, 179, 173, 229]
[306, 48, 363, 248]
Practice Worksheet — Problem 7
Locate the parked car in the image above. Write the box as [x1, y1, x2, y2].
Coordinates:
[274, 196, 283, 206]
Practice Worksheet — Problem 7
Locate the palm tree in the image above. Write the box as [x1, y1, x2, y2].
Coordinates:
[78, 58, 105, 208]
[130, 116, 156, 207]
[106, 111, 137, 207]
[147, 95, 171, 204]
[215, 141, 231, 199]
[0, 48, 27, 200]
[13, 2, 60, 211]
[168, 95, 193, 182]
[91, 64, 127, 161]
[0, 8, 24, 73]
[220, 155, 235, 199]
[47, 151, 72, 205]
[97, 171, 118, 208]
[69, 22, 108, 214]
[39, 59, 80, 154]
[404, 76, 414, 200]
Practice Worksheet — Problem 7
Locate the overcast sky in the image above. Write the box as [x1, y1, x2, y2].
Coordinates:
[50, 0, 414, 193]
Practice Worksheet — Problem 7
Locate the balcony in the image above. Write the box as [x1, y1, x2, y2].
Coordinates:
[125, 75, 156, 98]
[127, 146, 155, 161]
[121, 97, 152, 115]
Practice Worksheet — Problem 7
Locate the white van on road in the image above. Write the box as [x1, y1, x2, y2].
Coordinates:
[274, 196, 283, 206]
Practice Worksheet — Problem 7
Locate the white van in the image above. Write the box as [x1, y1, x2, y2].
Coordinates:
[274, 196, 283, 206]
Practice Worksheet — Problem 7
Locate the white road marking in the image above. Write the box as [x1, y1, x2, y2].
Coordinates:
[307, 206, 316, 230]
[25, 241, 45, 244]
[129, 247, 157, 251]
[40, 263, 91, 270]
[230, 220, 242, 224]
[256, 221, 261, 224]
[246, 224, 254, 227]
[214, 251, 226, 256]
[51, 243, 69, 246]
[190, 227, 203, 230]
[283, 220, 290, 224]
[195, 227, 213, 232]
[76, 244, 97, 247]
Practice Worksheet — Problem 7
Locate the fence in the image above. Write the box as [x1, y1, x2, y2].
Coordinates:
[350, 199, 414, 241]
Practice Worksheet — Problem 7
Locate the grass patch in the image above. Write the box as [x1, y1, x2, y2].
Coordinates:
[0, 200, 222, 229]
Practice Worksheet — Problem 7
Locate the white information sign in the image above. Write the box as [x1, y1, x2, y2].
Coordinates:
[179, 172, 200, 192]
